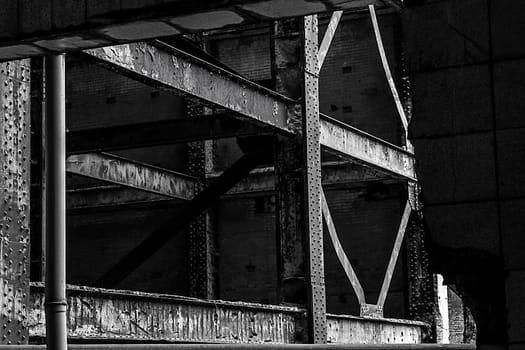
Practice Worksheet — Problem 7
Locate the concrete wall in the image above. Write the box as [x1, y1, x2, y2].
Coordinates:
[404, 0, 525, 346]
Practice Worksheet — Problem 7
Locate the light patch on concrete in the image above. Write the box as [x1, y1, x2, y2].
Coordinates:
[169, 10, 244, 30]
[34, 36, 107, 51]
[0, 44, 44, 60]
[240, 0, 326, 19]
[101, 21, 180, 41]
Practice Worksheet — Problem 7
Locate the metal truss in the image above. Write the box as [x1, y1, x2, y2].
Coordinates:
[15, 0, 425, 345]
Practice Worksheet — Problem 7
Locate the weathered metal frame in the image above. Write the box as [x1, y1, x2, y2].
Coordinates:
[368, 4, 408, 134]
[21, 4, 420, 344]
[83, 40, 416, 181]
[94, 153, 261, 288]
[302, 15, 327, 344]
[66, 153, 199, 201]
[315, 7, 418, 319]
[0, 59, 31, 345]
[321, 190, 412, 317]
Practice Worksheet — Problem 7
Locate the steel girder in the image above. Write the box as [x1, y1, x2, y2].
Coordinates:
[83, 41, 416, 181]
[66, 153, 199, 201]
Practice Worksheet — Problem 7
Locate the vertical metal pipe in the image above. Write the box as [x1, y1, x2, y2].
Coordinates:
[44, 54, 67, 350]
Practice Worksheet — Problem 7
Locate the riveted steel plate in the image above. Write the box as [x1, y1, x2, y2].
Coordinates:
[0, 59, 31, 345]
[302, 15, 326, 344]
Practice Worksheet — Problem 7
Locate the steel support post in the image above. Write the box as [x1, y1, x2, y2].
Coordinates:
[272, 18, 307, 311]
[44, 54, 67, 350]
[302, 15, 327, 344]
[186, 99, 217, 300]
[0, 60, 31, 345]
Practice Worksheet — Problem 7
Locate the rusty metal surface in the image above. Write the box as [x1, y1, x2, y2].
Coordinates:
[66, 162, 385, 211]
[28, 283, 300, 343]
[27, 284, 427, 344]
[83, 42, 294, 134]
[271, 18, 307, 315]
[0, 59, 31, 345]
[66, 153, 198, 201]
[83, 41, 416, 180]
[302, 15, 327, 344]
[186, 99, 217, 300]
[326, 314, 424, 344]
[0, 345, 475, 350]
[319, 116, 416, 181]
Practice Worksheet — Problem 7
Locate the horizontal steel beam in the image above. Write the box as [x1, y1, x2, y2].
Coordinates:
[67, 162, 386, 211]
[83, 42, 295, 134]
[0, 344, 474, 350]
[68, 114, 269, 154]
[320, 116, 416, 181]
[66, 153, 198, 201]
[84, 41, 416, 181]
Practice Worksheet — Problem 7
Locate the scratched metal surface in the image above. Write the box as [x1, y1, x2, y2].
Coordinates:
[326, 314, 424, 344]
[27, 283, 301, 343]
[0, 59, 31, 345]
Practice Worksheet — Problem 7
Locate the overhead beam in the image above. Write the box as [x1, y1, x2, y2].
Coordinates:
[84, 41, 416, 180]
[83, 42, 295, 134]
[68, 114, 268, 154]
[0, 1, 399, 62]
[66, 153, 198, 201]
[67, 162, 385, 211]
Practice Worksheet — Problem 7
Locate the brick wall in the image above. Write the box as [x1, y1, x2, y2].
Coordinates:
[216, 184, 408, 319]
[324, 185, 407, 317]
[67, 206, 189, 295]
[319, 13, 402, 144]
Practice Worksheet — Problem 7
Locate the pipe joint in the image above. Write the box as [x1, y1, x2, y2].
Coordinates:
[45, 300, 68, 312]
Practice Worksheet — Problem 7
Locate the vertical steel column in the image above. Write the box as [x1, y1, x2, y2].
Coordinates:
[187, 121, 217, 299]
[272, 18, 307, 312]
[44, 54, 67, 350]
[0, 59, 31, 345]
[301, 15, 326, 344]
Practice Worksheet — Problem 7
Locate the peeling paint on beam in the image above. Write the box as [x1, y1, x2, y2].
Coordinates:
[326, 314, 424, 344]
[320, 116, 416, 181]
[85, 42, 416, 180]
[28, 283, 300, 343]
[83, 42, 295, 134]
[66, 153, 198, 201]
[27, 283, 426, 344]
